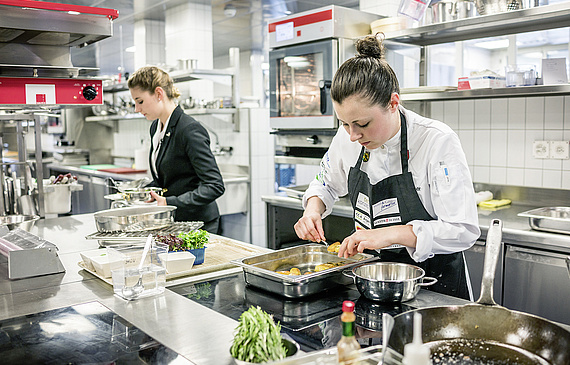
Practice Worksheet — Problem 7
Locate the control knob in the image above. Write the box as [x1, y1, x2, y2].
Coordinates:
[82, 86, 98, 101]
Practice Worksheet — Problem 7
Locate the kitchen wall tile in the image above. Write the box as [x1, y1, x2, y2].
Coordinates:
[489, 167, 507, 184]
[458, 100, 474, 129]
[507, 98, 525, 129]
[544, 96, 564, 129]
[490, 99, 508, 129]
[542, 170, 562, 189]
[524, 168, 543, 187]
[430, 101, 444, 122]
[473, 166, 490, 183]
[524, 129, 545, 169]
[489, 130, 507, 167]
[506, 168, 524, 185]
[525, 97, 545, 130]
[473, 130, 491, 166]
[474, 99, 491, 130]
[443, 100, 459, 130]
[506, 129, 525, 168]
[562, 171, 570, 189]
[458, 130, 474, 166]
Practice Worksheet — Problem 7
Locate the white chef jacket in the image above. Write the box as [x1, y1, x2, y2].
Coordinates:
[303, 106, 480, 262]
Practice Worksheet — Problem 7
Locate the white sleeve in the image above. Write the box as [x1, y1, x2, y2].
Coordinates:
[406, 132, 480, 262]
[302, 128, 351, 218]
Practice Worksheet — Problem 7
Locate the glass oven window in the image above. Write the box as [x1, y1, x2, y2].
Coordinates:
[278, 53, 324, 117]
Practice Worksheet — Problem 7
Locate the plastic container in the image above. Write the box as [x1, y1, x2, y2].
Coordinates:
[107, 243, 168, 300]
[188, 247, 206, 265]
[505, 64, 536, 87]
[158, 251, 196, 273]
[398, 0, 431, 21]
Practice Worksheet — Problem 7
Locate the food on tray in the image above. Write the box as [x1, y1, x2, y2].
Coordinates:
[315, 263, 336, 271]
[274, 261, 347, 276]
[230, 306, 287, 363]
[327, 241, 341, 253]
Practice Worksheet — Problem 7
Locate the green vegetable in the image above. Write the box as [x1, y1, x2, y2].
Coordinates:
[177, 229, 209, 250]
[230, 306, 287, 363]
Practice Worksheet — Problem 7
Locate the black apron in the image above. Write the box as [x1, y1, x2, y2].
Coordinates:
[347, 112, 470, 300]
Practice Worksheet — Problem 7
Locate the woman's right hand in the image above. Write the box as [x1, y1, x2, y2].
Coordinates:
[294, 197, 327, 243]
[294, 211, 325, 243]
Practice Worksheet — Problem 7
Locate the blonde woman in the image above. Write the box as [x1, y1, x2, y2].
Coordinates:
[128, 66, 225, 233]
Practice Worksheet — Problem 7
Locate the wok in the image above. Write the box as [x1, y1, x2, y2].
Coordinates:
[388, 219, 570, 365]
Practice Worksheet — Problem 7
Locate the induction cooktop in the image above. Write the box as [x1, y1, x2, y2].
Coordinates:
[0, 301, 192, 364]
[169, 272, 413, 352]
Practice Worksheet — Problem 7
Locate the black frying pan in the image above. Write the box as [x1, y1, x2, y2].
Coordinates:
[387, 219, 570, 365]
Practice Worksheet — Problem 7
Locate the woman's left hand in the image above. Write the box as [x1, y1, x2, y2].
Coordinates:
[147, 191, 167, 206]
[338, 225, 417, 258]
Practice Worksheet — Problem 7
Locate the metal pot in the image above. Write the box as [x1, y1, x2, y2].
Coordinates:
[388, 219, 570, 364]
[94, 206, 176, 233]
[344, 262, 437, 302]
[0, 214, 40, 231]
[121, 187, 164, 203]
[475, 0, 522, 15]
[431, 1, 457, 23]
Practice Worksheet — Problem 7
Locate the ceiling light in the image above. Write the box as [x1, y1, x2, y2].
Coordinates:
[472, 39, 510, 50]
[125, 46, 136, 53]
[224, 4, 237, 18]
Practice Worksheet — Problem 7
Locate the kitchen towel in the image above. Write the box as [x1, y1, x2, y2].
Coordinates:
[478, 199, 512, 209]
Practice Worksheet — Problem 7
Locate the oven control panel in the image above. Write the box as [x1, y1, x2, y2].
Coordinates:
[0, 77, 103, 105]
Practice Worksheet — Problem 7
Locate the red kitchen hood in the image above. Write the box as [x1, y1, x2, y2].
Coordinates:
[0, 0, 118, 106]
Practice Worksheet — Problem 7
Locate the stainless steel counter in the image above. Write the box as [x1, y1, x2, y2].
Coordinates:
[0, 213, 483, 364]
[0, 214, 249, 365]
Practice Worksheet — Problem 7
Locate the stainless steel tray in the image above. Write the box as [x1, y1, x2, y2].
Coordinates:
[85, 221, 204, 247]
[231, 244, 378, 298]
[518, 207, 570, 235]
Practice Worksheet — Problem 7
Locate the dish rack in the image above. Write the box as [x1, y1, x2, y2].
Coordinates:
[85, 221, 203, 246]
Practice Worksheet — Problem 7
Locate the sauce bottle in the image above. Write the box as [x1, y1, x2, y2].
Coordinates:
[337, 300, 360, 364]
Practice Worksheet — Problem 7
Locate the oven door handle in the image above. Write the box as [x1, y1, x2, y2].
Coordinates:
[319, 80, 332, 115]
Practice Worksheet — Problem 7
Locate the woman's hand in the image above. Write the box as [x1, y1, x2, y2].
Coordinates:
[147, 191, 167, 206]
[338, 225, 417, 258]
[294, 196, 327, 243]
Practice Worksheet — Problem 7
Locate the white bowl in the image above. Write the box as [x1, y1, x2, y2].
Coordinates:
[90, 252, 123, 278]
[80, 249, 107, 272]
[158, 251, 196, 273]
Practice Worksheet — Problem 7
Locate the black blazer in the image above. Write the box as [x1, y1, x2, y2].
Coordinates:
[149, 106, 225, 222]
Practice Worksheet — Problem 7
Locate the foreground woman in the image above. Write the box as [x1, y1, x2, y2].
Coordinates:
[294, 34, 480, 299]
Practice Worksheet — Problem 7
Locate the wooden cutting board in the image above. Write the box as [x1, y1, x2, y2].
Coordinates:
[79, 236, 270, 283]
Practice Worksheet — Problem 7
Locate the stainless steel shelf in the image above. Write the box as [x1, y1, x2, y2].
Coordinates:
[85, 109, 238, 122]
[104, 68, 235, 93]
[401, 84, 570, 101]
[385, 3, 570, 46]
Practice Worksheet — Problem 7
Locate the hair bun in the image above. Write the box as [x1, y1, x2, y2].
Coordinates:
[356, 34, 385, 59]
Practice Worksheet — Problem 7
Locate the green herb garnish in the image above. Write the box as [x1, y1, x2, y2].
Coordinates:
[176, 229, 209, 250]
[230, 306, 287, 363]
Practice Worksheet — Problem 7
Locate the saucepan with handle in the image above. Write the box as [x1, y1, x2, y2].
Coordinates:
[388, 219, 570, 365]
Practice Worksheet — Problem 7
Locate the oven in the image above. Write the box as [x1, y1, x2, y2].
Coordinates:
[268, 6, 380, 164]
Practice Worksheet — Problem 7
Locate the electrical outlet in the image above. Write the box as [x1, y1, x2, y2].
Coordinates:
[550, 140, 570, 159]
[533, 141, 549, 159]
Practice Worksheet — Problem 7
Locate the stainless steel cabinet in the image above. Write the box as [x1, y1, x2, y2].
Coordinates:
[503, 245, 570, 325]
[69, 174, 110, 214]
[464, 239, 503, 304]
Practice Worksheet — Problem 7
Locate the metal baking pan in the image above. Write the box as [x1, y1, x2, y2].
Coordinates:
[518, 207, 570, 235]
[94, 206, 176, 233]
[231, 244, 378, 298]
